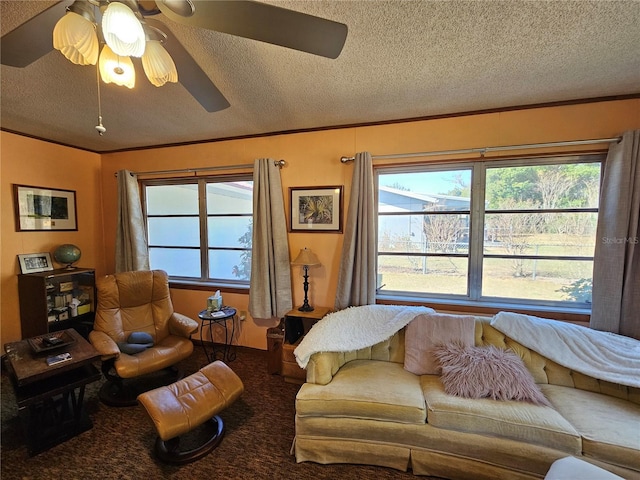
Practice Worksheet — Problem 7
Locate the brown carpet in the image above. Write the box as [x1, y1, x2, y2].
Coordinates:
[1, 344, 439, 480]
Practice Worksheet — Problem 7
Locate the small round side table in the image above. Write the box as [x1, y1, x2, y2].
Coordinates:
[197, 307, 237, 363]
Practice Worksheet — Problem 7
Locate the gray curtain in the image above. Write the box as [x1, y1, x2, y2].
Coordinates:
[249, 159, 292, 319]
[591, 130, 640, 339]
[115, 169, 150, 273]
[335, 151, 376, 310]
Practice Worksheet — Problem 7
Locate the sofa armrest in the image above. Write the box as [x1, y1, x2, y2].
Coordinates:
[169, 312, 199, 338]
[303, 331, 407, 385]
[305, 351, 346, 385]
[89, 330, 120, 360]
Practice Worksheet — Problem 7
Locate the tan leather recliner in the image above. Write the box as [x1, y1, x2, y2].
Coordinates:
[89, 270, 198, 406]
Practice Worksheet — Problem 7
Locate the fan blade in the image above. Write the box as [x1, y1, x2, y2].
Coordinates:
[156, 0, 348, 59]
[1, 1, 73, 67]
[144, 18, 230, 112]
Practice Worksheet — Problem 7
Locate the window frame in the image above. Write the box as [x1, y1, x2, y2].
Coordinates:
[375, 153, 604, 313]
[141, 174, 253, 288]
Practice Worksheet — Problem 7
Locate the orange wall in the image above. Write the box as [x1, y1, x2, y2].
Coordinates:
[100, 99, 639, 349]
[100, 127, 356, 349]
[1, 131, 105, 346]
[2, 99, 639, 348]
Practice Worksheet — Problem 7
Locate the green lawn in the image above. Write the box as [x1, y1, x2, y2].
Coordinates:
[378, 234, 594, 302]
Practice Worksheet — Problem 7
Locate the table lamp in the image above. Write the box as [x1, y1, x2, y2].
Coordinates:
[291, 248, 321, 312]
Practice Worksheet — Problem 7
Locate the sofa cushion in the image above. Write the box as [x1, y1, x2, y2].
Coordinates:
[432, 343, 551, 406]
[296, 360, 426, 424]
[404, 313, 476, 375]
[422, 376, 581, 453]
[540, 384, 640, 472]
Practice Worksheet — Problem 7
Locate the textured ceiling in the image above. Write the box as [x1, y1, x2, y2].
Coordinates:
[1, 0, 639, 153]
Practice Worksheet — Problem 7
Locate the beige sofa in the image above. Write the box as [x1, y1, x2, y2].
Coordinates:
[293, 316, 640, 479]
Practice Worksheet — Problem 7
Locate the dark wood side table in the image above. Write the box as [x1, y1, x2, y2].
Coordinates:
[281, 307, 331, 384]
[3, 328, 101, 455]
[197, 307, 237, 363]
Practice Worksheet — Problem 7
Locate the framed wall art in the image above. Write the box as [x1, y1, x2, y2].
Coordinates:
[13, 184, 77, 231]
[290, 186, 343, 233]
[17, 252, 54, 274]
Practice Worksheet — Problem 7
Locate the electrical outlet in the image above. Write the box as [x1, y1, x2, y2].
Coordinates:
[239, 310, 247, 321]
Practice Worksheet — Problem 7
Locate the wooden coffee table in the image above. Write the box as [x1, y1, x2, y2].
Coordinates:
[3, 328, 101, 455]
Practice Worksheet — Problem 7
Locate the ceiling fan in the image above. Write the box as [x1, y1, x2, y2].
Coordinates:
[0, 0, 348, 113]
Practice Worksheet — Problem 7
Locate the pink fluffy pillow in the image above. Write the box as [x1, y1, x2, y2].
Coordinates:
[431, 343, 551, 406]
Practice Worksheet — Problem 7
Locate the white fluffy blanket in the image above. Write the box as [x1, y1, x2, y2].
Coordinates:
[294, 304, 434, 369]
[491, 311, 640, 388]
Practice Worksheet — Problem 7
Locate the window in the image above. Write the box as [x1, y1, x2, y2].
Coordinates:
[143, 176, 253, 284]
[376, 154, 603, 310]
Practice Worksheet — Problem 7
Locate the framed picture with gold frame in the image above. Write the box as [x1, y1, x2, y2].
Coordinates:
[13, 184, 77, 231]
[290, 186, 343, 233]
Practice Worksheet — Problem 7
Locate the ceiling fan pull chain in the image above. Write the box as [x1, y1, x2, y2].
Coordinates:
[95, 62, 106, 136]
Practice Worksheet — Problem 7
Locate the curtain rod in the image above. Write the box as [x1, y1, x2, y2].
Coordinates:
[115, 159, 286, 176]
[339, 137, 621, 163]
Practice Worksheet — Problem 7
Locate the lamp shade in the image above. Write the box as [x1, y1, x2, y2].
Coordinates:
[99, 44, 135, 88]
[142, 40, 178, 87]
[291, 248, 321, 267]
[102, 2, 146, 57]
[52, 11, 99, 65]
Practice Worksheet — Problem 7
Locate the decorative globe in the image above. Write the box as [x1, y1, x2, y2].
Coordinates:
[54, 244, 81, 269]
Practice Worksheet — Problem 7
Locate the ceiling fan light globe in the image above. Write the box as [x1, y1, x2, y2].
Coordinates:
[102, 2, 146, 57]
[142, 40, 178, 87]
[53, 11, 99, 65]
[99, 45, 136, 89]
[159, 0, 195, 17]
